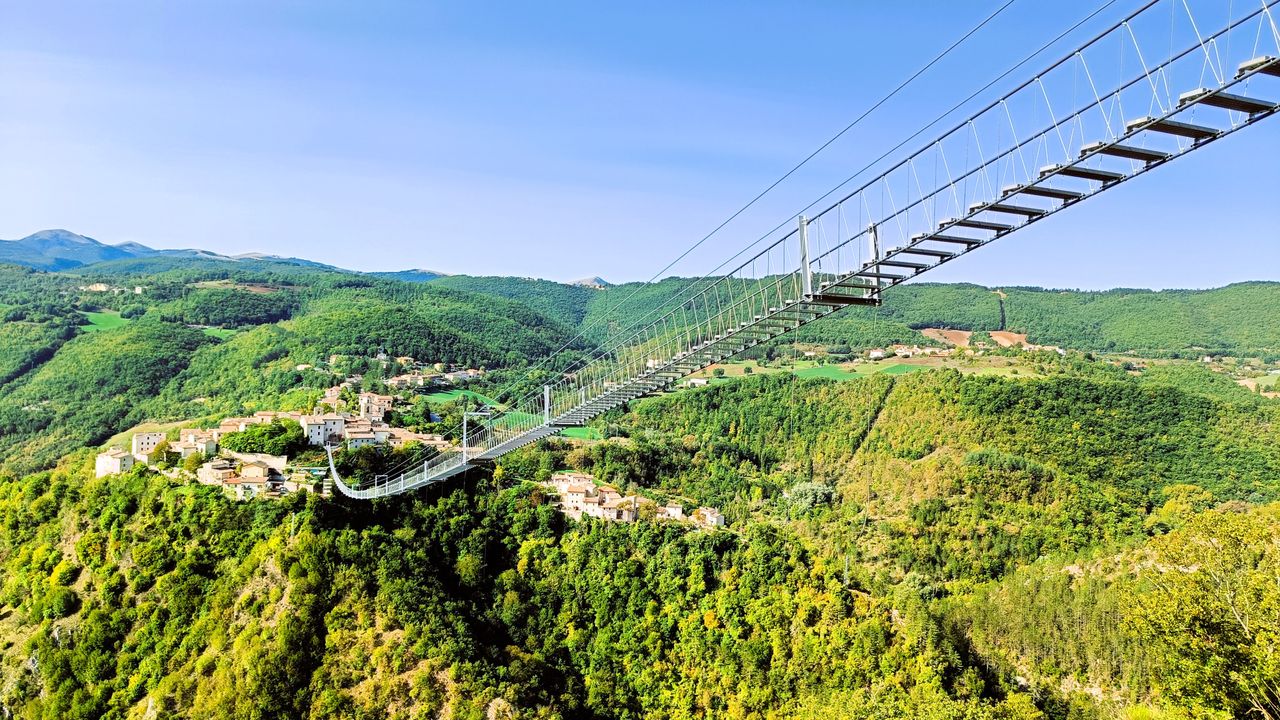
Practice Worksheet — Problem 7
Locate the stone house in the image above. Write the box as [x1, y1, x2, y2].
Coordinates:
[300, 413, 346, 446]
[95, 449, 134, 478]
[172, 429, 218, 459]
[657, 504, 685, 521]
[692, 507, 726, 529]
[197, 458, 238, 485]
[131, 432, 167, 460]
[358, 392, 394, 421]
[223, 475, 269, 501]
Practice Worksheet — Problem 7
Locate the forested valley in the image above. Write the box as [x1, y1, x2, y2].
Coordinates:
[0, 259, 1276, 719]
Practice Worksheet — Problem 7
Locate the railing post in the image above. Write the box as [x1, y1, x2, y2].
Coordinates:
[798, 215, 812, 299]
[543, 384, 552, 424]
[867, 223, 881, 294]
[462, 412, 468, 464]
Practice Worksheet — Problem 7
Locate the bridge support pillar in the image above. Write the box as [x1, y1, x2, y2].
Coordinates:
[543, 385, 551, 424]
[798, 215, 812, 299]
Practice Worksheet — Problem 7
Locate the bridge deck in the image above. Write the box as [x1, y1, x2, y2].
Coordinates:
[331, 25, 1280, 499]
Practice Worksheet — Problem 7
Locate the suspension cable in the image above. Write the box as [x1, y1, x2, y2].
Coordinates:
[486, 0, 1127, 418]
[472, 0, 1028, 403]
[370, 0, 1129, 486]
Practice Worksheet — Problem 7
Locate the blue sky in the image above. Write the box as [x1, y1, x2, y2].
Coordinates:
[1, 1, 1277, 288]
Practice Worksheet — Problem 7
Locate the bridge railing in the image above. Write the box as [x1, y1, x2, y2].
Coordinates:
[528, 0, 1280, 415]
[524, 0, 1280, 422]
[332, 0, 1280, 498]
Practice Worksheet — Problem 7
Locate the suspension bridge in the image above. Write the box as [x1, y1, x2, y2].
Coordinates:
[329, 0, 1280, 499]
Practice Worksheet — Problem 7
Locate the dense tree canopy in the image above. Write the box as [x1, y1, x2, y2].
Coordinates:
[0, 261, 1277, 718]
[221, 418, 309, 456]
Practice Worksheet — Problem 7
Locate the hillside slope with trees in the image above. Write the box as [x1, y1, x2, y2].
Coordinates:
[424, 274, 1280, 358]
[0, 361, 1274, 718]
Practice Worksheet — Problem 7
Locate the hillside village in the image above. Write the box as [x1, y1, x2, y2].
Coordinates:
[93, 351, 730, 526]
[92, 352, 484, 500]
[94, 383, 448, 498]
[540, 472, 725, 529]
[92, 353, 729, 525]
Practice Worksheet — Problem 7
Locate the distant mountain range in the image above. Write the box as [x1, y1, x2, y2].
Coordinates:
[0, 229, 148, 271]
[0, 229, 608, 286]
[368, 269, 452, 283]
[0, 229, 343, 273]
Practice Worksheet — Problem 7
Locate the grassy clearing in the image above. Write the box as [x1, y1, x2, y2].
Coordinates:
[793, 365, 867, 380]
[491, 411, 541, 430]
[101, 420, 189, 450]
[878, 363, 925, 376]
[191, 279, 280, 294]
[685, 354, 1041, 387]
[203, 328, 238, 340]
[79, 310, 129, 332]
[559, 426, 603, 440]
[423, 388, 501, 406]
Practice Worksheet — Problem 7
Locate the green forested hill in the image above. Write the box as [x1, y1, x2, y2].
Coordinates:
[0, 267, 84, 385]
[425, 275, 1280, 357]
[430, 275, 697, 343]
[20, 234, 1280, 356]
[0, 364, 1274, 718]
[0, 268, 580, 473]
[0, 259, 1278, 718]
[71, 253, 350, 277]
[3, 262, 1277, 477]
[1001, 281, 1280, 354]
[0, 320, 212, 473]
[430, 275, 597, 327]
[564, 366, 1278, 550]
[793, 281, 1280, 357]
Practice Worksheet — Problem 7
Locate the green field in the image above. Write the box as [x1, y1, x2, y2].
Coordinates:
[792, 364, 867, 380]
[490, 410, 542, 429]
[1256, 373, 1280, 389]
[878, 363, 926, 376]
[423, 388, 501, 406]
[559, 426, 603, 440]
[202, 327, 238, 340]
[791, 362, 927, 380]
[79, 310, 130, 332]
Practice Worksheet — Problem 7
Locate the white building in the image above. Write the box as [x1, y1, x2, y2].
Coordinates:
[443, 369, 483, 384]
[657, 504, 685, 521]
[131, 432, 167, 460]
[346, 431, 378, 449]
[692, 507, 726, 529]
[300, 414, 346, 446]
[386, 373, 429, 390]
[95, 449, 134, 478]
[172, 429, 218, 458]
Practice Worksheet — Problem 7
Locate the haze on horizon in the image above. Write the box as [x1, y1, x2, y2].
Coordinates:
[1, 1, 1277, 289]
